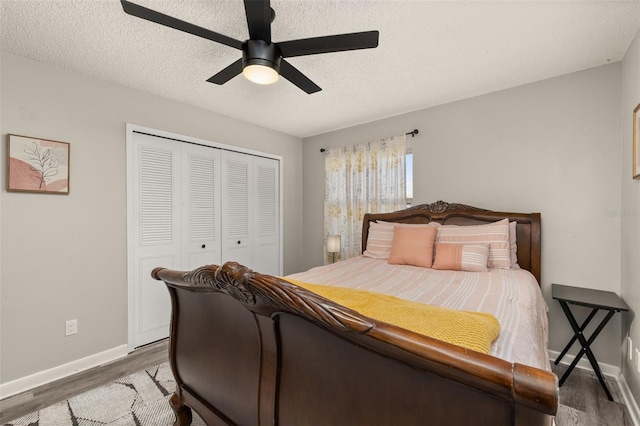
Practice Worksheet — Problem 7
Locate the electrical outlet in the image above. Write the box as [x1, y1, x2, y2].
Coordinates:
[65, 319, 77, 336]
[636, 349, 640, 373]
[629, 337, 634, 361]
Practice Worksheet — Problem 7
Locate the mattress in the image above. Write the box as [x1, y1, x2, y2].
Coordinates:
[287, 256, 550, 371]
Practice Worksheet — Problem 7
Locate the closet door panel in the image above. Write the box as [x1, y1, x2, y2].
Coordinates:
[182, 143, 222, 269]
[253, 157, 280, 275]
[131, 132, 181, 347]
[221, 151, 253, 267]
[139, 255, 175, 332]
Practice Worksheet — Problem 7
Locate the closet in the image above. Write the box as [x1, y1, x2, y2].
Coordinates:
[127, 127, 281, 349]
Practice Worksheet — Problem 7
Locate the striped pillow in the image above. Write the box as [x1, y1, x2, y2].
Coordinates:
[362, 221, 395, 258]
[509, 221, 520, 269]
[435, 219, 511, 269]
[432, 243, 490, 272]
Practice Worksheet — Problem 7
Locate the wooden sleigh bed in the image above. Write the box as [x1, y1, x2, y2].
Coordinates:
[152, 201, 558, 426]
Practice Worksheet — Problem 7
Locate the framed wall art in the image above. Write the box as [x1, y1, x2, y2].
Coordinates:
[7, 134, 70, 194]
[635, 103, 640, 179]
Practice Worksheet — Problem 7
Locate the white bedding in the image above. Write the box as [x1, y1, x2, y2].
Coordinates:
[287, 256, 550, 371]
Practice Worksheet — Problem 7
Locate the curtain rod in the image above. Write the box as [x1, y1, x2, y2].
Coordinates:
[320, 129, 419, 153]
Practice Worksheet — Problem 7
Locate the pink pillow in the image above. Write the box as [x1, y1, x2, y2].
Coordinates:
[388, 226, 438, 267]
[363, 221, 441, 259]
[432, 243, 490, 272]
[435, 218, 511, 269]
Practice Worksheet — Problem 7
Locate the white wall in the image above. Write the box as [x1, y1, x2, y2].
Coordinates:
[302, 63, 623, 366]
[0, 52, 304, 383]
[620, 28, 640, 405]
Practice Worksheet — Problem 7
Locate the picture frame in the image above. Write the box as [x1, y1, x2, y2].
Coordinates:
[7, 134, 70, 194]
[635, 103, 640, 179]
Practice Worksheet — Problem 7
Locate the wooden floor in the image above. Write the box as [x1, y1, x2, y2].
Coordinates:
[0, 344, 635, 425]
[553, 363, 634, 426]
[0, 339, 170, 425]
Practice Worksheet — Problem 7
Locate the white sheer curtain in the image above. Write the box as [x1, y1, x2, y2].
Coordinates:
[324, 135, 406, 263]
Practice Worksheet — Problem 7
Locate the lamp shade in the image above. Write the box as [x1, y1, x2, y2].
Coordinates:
[327, 235, 341, 253]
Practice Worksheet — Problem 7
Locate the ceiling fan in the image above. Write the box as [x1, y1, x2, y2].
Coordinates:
[120, 0, 379, 94]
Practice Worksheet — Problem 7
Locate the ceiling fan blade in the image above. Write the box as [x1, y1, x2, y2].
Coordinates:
[279, 60, 321, 94]
[278, 31, 379, 58]
[206, 59, 244, 85]
[244, 0, 272, 43]
[121, 0, 243, 50]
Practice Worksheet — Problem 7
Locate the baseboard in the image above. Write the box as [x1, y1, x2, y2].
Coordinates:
[616, 371, 640, 426]
[548, 349, 620, 377]
[0, 344, 128, 399]
[549, 349, 640, 425]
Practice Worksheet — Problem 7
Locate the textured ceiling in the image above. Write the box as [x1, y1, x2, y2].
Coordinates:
[2, 1, 640, 138]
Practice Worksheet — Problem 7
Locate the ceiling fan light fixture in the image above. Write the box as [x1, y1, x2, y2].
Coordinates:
[243, 64, 279, 85]
[242, 40, 281, 85]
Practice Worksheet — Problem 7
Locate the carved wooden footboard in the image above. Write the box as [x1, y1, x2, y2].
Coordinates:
[153, 260, 558, 426]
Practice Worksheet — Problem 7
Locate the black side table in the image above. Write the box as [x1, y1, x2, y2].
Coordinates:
[552, 284, 629, 401]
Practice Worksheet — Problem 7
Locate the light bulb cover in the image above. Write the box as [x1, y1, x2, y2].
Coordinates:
[243, 64, 279, 85]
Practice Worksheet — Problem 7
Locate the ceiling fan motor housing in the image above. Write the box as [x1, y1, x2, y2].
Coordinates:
[243, 39, 281, 72]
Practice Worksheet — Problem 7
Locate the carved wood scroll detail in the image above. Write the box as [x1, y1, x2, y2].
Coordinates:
[178, 262, 375, 334]
[406, 200, 487, 214]
[185, 263, 258, 305]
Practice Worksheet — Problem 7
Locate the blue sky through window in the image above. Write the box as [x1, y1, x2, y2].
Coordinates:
[406, 152, 413, 199]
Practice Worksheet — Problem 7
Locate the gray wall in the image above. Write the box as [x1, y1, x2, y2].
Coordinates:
[620, 28, 640, 404]
[2, 37, 637, 401]
[0, 52, 304, 383]
[302, 63, 623, 366]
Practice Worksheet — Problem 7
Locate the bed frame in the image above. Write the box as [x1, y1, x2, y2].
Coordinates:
[153, 201, 556, 426]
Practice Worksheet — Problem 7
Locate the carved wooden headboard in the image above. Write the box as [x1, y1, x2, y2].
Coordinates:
[362, 201, 542, 285]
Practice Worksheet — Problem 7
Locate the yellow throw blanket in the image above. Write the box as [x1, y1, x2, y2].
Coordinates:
[284, 278, 500, 354]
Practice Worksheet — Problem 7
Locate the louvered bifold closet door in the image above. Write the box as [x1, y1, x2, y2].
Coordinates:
[221, 150, 253, 267]
[131, 132, 181, 348]
[182, 143, 221, 270]
[129, 128, 280, 348]
[252, 156, 280, 275]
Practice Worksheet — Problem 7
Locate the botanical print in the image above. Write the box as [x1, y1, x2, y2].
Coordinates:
[324, 135, 406, 263]
[7, 134, 70, 194]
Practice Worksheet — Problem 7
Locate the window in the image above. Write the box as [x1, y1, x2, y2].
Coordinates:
[406, 150, 413, 206]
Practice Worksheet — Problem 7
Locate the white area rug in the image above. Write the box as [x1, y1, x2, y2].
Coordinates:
[3, 363, 204, 426]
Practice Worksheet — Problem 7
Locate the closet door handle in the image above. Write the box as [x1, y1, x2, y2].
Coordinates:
[201, 244, 206, 249]
[237, 240, 241, 245]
